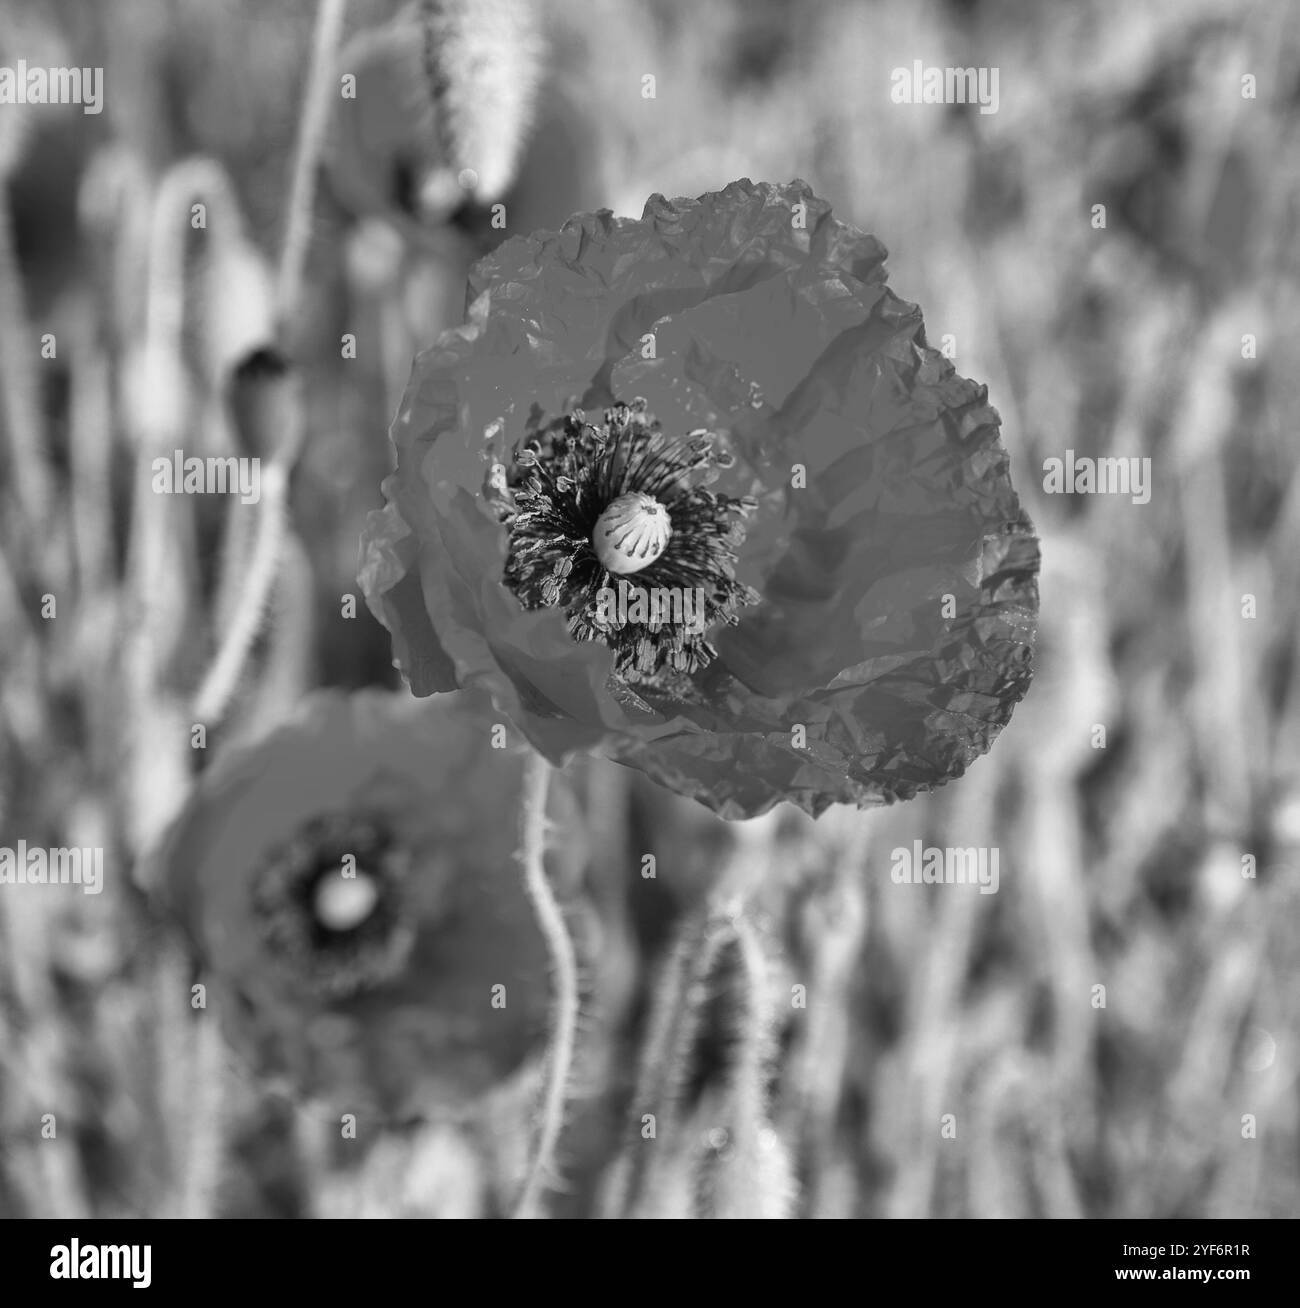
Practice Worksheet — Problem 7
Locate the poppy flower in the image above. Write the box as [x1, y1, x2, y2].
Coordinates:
[359, 179, 1038, 819]
[155, 690, 579, 1121]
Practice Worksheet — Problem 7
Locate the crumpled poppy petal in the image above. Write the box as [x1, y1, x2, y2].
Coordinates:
[359, 179, 1039, 818]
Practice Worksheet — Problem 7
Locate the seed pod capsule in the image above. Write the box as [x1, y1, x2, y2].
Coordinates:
[592, 493, 672, 574]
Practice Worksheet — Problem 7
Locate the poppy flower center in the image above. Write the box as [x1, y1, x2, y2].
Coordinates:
[251, 815, 415, 999]
[497, 398, 760, 682]
[313, 869, 380, 932]
[592, 492, 672, 574]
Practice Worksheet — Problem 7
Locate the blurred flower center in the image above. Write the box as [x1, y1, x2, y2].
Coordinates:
[313, 868, 381, 931]
[498, 398, 760, 682]
[251, 816, 416, 999]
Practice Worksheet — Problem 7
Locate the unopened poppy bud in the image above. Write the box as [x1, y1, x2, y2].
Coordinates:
[227, 347, 303, 463]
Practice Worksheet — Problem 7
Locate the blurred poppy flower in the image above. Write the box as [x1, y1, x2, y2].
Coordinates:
[156, 691, 579, 1121]
[359, 179, 1038, 819]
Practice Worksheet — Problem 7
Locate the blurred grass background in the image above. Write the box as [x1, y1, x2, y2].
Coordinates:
[1, 0, 1298, 1217]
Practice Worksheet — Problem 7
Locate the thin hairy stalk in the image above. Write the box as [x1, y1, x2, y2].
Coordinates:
[512, 752, 579, 1218]
[141, 158, 241, 360]
[211, 480, 258, 632]
[124, 158, 241, 851]
[178, 1003, 227, 1218]
[192, 346, 305, 728]
[191, 0, 342, 724]
[779, 809, 870, 1216]
[248, 527, 315, 726]
[191, 461, 289, 724]
[275, 0, 348, 331]
[76, 145, 151, 352]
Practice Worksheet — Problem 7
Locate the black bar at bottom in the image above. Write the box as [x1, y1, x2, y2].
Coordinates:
[5, 1217, 1287, 1295]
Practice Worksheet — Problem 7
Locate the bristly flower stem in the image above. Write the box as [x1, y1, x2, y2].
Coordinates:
[192, 0, 343, 728]
[512, 750, 579, 1218]
[191, 460, 289, 725]
[275, 0, 348, 335]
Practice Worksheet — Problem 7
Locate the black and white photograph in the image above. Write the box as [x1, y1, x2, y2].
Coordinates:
[0, 0, 1295, 1271]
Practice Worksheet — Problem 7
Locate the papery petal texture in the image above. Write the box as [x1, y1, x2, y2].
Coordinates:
[360, 180, 1039, 818]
